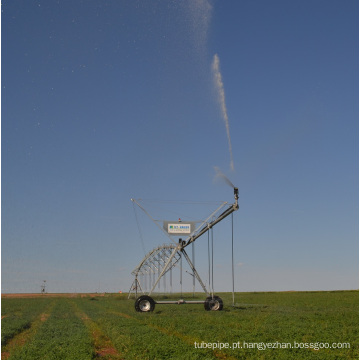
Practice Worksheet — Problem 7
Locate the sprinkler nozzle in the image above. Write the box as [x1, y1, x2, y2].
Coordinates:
[234, 187, 239, 199]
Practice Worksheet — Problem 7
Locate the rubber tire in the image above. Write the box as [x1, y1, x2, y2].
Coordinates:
[204, 296, 223, 311]
[135, 295, 156, 312]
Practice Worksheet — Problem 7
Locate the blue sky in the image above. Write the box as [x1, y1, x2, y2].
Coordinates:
[2, 0, 358, 294]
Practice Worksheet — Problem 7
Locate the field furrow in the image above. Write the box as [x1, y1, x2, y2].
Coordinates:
[6, 299, 95, 360]
[106, 310, 238, 360]
[74, 301, 212, 359]
[70, 300, 123, 359]
[1, 291, 358, 360]
[1, 300, 56, 360]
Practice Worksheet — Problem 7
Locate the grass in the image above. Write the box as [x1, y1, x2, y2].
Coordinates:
[8, 299, 94, 360]
[1, 297, 50, 346]
[1, 291, 358, 359]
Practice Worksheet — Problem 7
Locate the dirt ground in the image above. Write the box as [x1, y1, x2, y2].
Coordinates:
[1, 293, 107, 298]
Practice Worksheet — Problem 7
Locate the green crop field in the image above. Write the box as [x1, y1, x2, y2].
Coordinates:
[1, 291, 358, 359]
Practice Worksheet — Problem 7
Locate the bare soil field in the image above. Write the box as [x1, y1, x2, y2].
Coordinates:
[1, 293, 106, 299]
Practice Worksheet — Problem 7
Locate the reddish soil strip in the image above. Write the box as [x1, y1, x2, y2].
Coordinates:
[91, 326, 123, 359]
[72, 306, 123, 359]
[2, 293, 107, 299]
[1, 311, 50, 360]
[40, 313, 50, 322]
[1, 315, 8, 319]
[1, 329, 31, 360]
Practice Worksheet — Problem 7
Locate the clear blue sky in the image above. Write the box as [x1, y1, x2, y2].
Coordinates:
[2, 0, 358, 293]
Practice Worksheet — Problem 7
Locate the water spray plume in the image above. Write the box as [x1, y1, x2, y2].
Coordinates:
[214, 166, 235, 189]
[212, 54, 234, 172]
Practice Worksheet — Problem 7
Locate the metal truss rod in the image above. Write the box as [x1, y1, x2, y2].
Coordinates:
[131, 198, 178, 245]
[181, 249, 209, 295]
[148, 245, 180, 296]
[184, 188, 238, 248]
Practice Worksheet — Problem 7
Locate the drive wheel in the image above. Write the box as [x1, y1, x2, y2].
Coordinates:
[135, 295, 155, 312]
[204, 296, 223, 311]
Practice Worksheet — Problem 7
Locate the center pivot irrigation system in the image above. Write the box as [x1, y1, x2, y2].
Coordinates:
[129, 186, 239, 312]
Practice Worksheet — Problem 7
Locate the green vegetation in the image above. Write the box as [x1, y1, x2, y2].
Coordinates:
[1, 297, 50, 346]
[1, 291, 358, 359]
[9, 299, 94, 360]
